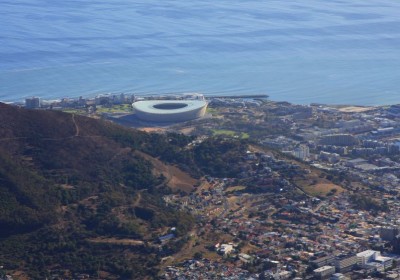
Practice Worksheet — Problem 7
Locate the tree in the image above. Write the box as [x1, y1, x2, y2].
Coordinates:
[193, 252, 203, 259]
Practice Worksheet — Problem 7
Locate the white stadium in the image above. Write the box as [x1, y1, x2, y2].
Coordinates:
[132, 98, 208, 122]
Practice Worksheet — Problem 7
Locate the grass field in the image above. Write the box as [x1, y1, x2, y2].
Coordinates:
[62, 109, 85, 114]
[225, 186, 246, 193]
[241, 132, 250, 139]
[96, 104, 132, 113]
[62, 104, 132, 115]
[302, 183, 345, 197]
[213, 129, 235, 136]
[212, 129, 250, 139]
[206, 107, 219, 115]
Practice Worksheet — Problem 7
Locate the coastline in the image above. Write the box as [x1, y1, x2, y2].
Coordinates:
[2, 92, 398, 109]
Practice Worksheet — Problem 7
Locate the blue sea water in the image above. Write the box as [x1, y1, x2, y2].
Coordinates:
[0, 0, 400, 105]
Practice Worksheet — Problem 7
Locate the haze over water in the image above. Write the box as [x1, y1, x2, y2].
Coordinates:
[1, 0, 400, 105]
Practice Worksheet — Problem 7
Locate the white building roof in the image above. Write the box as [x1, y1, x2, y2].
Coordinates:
[133, 100, 207, 115]
[314, 265, 334, 272]
[357, 250, 377, 258]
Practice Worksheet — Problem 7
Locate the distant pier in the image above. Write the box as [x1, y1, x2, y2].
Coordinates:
[206, 94, 269, 99]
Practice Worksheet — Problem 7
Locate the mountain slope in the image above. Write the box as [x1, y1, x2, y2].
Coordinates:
[0, 103, 194, 279]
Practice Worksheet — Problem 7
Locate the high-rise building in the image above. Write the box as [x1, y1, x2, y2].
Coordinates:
[25, 97, 40, 109]
[293, 144, 310, 160]
[356, 250, 393, 269]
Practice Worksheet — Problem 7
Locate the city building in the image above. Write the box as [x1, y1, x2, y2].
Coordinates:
[25, 97, 40, 108]
[314, 265, 335, 279]
[334, 255, 357, 273]
[374, 254, 393, 270]
[217, 243, 234, 255]
[357, 250, 378, 266]
[357, 250, 393, 270]
[311, 255, 335, 268]
[319, 134, 359, 146]
[293, 144, 310, 160]
[319, 151, 340, 163]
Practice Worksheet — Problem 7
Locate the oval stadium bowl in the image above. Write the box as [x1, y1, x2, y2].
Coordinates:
[132, 100, 208, 122]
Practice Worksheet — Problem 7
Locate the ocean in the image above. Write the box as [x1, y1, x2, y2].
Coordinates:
[1, 0, 399, 105]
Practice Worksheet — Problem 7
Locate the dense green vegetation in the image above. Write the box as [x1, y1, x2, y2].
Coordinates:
[0, 103, 253, 278]
[100, 122, 250, 179]
[0, 103, 199, 278]
[212, 129, 250, 139]
[193, 137, 248, 178]
[350, 194, 389, 212]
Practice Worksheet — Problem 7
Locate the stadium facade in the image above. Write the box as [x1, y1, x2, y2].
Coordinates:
[132, 99, 208, 122]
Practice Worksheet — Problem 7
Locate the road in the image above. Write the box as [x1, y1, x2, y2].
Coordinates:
[72, 114, 79, 136]
[312, 201, 325, 213]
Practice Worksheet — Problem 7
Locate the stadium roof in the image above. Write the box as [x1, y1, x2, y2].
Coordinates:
[133, 100, 207, 115]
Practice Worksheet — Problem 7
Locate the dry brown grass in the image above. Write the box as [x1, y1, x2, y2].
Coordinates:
[11, 271, 30, 280]
[167, 165, 198, 192]
[137, 127, 166, 133]
[134, 150, 198, 192]
[302, 183, 345, 196]
[87, 238, 144, 246]
[225, 186, 246, 193]
[161, 229, 224, 267]
[178, 127, 195, 135]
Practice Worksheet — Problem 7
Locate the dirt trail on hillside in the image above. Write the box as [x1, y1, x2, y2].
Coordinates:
[134, 150, 197, 192]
